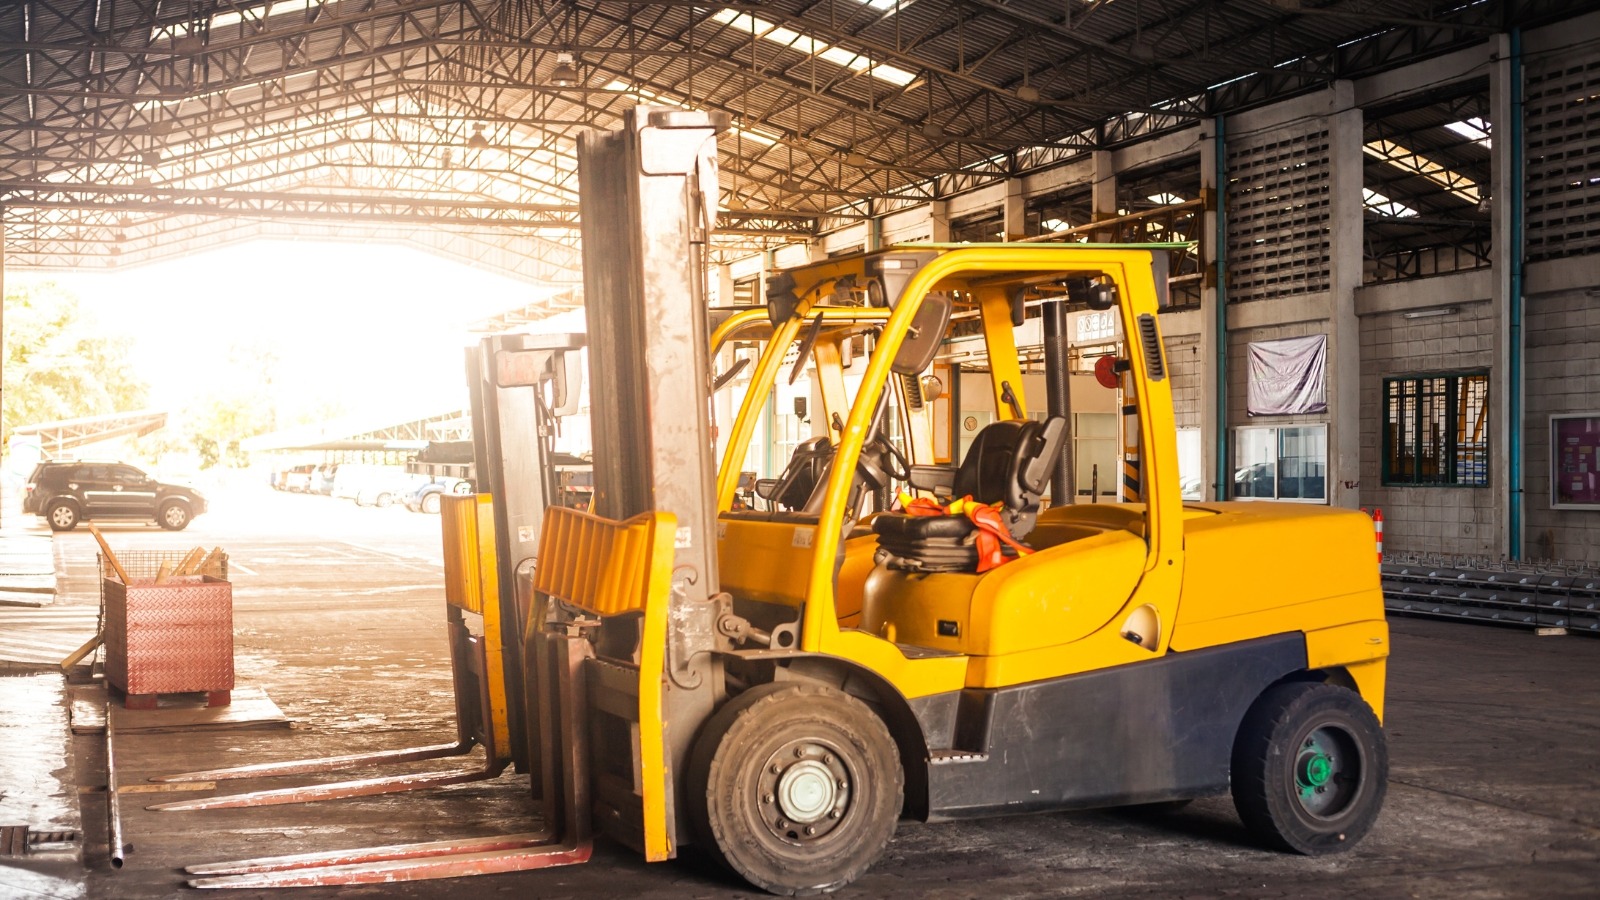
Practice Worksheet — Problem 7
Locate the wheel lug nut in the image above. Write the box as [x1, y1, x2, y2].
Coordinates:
[829, 809, 842, 819]
[763, 794, 774, 804]
[824, 755, 833, 764]
[805, 826, 816, 836]
[776, 819, 787, 828]
[795, 747, 806, 758]
[770, 764, 781, 774]
[836, 778, 846, 788]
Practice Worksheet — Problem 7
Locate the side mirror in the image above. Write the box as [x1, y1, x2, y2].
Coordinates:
[552, 349, 584, 417]
[891, 291, 953, 375]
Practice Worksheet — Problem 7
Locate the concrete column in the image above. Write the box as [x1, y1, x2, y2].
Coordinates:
[1197, 129, 1222, 500]
[928, 200, 951, 242]
[1326, 81, 1364, 509]
[1091, 150, 1116, 241]
[717, 262, 735, 307]
[1487, 34, 1515, 557]
[1003, 178, 1026, 240]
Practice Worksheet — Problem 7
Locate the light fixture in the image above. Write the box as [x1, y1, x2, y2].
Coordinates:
[1016, 84, 1041, 103]
[1402, 306, 1458, 319]
[466, 123, 489, 150]
[548, 52, 581, 87]
[1477, 195, 1492, 213]
[140, 150, 161, 167]
[845, 151, 870, 167]
[921, 121, 945, 139]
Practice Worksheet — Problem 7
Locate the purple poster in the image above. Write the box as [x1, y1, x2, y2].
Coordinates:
[1553, 415, 1600, 508]
[1246, 334, 1328, 417]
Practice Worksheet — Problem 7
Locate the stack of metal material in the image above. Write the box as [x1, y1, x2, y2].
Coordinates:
[1382, 554, 1600, 634]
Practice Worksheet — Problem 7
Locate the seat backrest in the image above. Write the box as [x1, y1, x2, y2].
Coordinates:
[952, 417, 1068, 532]
[762, 436, 833, 512]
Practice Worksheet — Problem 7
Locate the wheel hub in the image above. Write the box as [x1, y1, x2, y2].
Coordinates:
[758, 740, 851, 844]
[1294, 726, 1358, 817]
[776, 760, 834, 823]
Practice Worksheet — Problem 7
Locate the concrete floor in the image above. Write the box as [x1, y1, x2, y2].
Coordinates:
[9, 484, 1600, 899]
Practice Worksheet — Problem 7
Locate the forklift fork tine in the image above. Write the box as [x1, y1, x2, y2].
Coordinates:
[188, 838, 593, 889]
[186, 829, 557, 876]
[148, 756, 506, 812]
[151, 739, 475, 783]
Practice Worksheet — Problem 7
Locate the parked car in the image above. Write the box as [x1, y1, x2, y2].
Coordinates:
[278, 463, 315, 493]
[330, 464, 393, 501]
[310, 463, 341, 495]
[21, 460, 207, 532]
[403, 476, 475, 514]
[355, 472, 431, 508]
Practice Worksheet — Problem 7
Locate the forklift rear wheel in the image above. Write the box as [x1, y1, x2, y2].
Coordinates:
[687, 682, 903, 896]
[1231, 681, 1387, 855]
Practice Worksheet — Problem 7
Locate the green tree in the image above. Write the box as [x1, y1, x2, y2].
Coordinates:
[3, 281, 149, 444]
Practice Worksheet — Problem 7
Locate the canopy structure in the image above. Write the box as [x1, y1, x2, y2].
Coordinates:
[3, 0, 1579, 314]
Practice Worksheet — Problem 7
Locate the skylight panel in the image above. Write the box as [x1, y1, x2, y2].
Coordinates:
[710, 8, 918, 87]
[1363, 139, 1481, 204]
[1363, 188, 1419, 218]
[1444, 118, 1492, 148]
[153, 1, 340, 42]
[1146, 192, 1185, 205]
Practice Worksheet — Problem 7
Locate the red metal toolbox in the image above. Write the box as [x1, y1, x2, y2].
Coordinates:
[104, 575, 234, 709]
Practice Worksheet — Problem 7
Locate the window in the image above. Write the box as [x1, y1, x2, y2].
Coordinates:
[1233, 425, 1327, 502]
[1383, 373, 1489, 486]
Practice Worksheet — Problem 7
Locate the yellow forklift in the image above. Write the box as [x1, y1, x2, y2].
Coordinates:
[189, 109, 1387, 894]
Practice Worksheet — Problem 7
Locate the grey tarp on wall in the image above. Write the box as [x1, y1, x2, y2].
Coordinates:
[1246, 334, 1327, 416]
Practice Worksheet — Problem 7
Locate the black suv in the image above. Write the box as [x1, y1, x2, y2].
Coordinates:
[21, 460, 207, 532]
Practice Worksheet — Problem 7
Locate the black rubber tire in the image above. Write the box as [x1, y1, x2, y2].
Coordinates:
[421, 492, 442, 514]
[687, 682, 903, 896]
[46, 501, 79, 532]
[157, 501, 191, 531]
[1231, 681, 1387, 855]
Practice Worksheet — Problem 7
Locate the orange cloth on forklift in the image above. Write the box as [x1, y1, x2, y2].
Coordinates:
[901, 495, 1033, 573]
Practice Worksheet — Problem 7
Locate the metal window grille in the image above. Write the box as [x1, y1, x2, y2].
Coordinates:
[1226, 127, 1332, 302]
[1383, 373, 1489, 486]
[1525, 52, 1600, 262]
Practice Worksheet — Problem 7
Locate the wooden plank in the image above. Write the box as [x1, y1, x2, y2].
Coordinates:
[69, 684, 290, 734]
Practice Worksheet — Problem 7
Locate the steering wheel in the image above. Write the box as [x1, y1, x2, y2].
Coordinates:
[869, 435, 911, 481]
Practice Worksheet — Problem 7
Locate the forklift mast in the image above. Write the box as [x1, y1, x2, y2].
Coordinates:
[465, 331, 586, 772]
[570, 105, 730, 853]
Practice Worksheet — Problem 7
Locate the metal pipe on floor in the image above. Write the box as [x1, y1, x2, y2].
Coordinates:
[106, 702, 124, 869]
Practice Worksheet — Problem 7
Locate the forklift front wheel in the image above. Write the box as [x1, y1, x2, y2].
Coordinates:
[687, 682, 903, 896]
[1231, 681, 1388, 855]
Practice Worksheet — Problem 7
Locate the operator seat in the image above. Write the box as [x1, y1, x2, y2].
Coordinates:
[871, 417, 1068, 572]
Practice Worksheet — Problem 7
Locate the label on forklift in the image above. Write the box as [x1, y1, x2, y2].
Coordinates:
[792, 527, 814, 549]
[717, 521, 728, 540]
[518, 525, 535, 543]
[676, 526, 694, 549]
